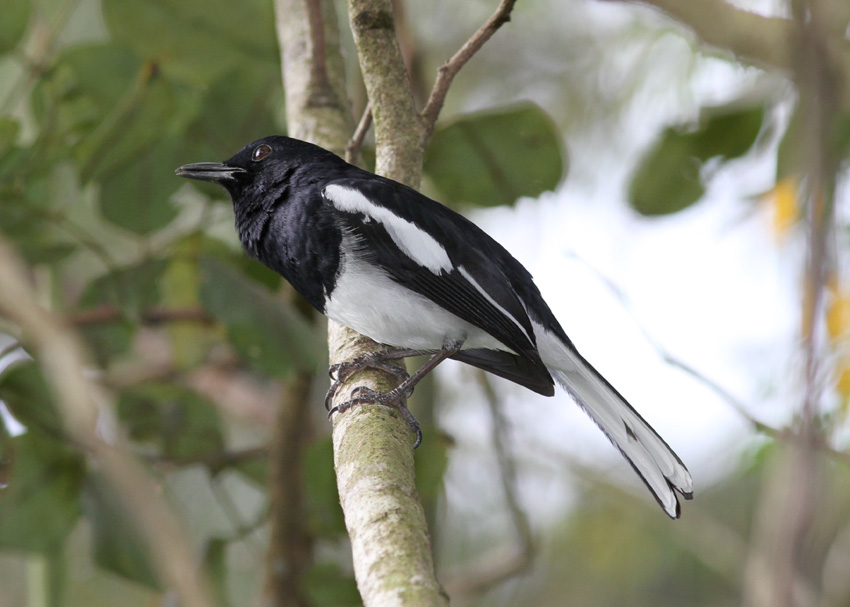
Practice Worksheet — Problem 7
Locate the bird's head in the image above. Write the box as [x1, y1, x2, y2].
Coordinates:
[175, 136, 342, 200]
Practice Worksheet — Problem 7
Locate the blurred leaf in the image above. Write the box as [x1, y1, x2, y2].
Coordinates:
[0, 152, 81, 269]
[425, 103, 565, 207]
[202, 538, 229, 607]
[829, 111, 850, 161]
[199, 256, 322, 377]
[0, 432, 84, 553]
[76, 259, 167, 363]
[693, 105, 764, 161]
[0, 362, 63, 437]
[117, 383, 224, 461]
[184, 67, 282, 161]
[16, 242, 77, 265]
[82, 472, 161, 589]
[303, 437, 346, 537]
[96, 134, 186, 236]
[102, 0, 277, 85]
[628, 128, 705, 216]
[80, 259, 167, 315]
[629, 103, 764, 216]
[0, 118, 20, 156]
[777, 103, 802, 181]
[31, 44, 198, 233]
[32, 44, 141, 150]
[162, 234, 209, 368]
[413, 429, 449, 504]
[0, 0, 30, 53]
[194, 235, 283, 291]
[304, 562, 361, 607]
[229, 454, 267, 488]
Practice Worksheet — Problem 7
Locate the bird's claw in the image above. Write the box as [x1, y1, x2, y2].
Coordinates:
[327, 385, 422, 448]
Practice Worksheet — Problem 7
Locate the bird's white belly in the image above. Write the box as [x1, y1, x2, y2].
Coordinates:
[324, 254, 507, 352]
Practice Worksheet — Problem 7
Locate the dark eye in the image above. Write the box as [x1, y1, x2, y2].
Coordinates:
[252, 144, 272, 162]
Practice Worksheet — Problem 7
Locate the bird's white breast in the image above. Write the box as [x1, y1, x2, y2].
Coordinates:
[324, 243, 507, 353]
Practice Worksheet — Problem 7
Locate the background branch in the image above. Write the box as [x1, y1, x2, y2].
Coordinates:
[420, 0, 518, 135]
[605, 0, 850, 109]
[267, 1, 353, 604]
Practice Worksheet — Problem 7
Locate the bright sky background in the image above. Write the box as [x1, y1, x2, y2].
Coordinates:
[435, 44, 803, 522]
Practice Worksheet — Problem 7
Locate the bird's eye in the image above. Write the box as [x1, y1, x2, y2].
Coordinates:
[252, 144, 272, 162]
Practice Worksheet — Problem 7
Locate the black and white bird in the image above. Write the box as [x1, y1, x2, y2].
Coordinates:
[176, 136, 693, 518]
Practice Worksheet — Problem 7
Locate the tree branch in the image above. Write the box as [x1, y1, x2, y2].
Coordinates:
[263, 372, 314, 607]
[270, 1, 353, 605]
[346, 101, 373, 164]
[420, 0, 518, 135]
[603, 0, 850, 108]
[347, 0, 425, 186]
[67, 305, 213, 327]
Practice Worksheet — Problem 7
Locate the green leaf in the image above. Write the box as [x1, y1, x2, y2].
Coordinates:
[229, 455, 267, 487]
[0, 118, 20, 156]
[693, 105, 764, 161]
[82, 472, 161, 588]
[31, 43, 199, 234]
[199, 256, 323, 377]
[0, 0, 30, 53]
[184, 68, 283, 160]
[425, 103, 565, 207]
[117, 383, 224, 461]
[162, 234, 210, 368]
[628, 128, 705, 216]
[32, 44, 141, 149]
[76, 259, 167, 363]
[102, 0, 277, 85]
[202, 538, 229, 607]
[98, 136, 182, 234]
[413, 428, 449, 504]
[0, 362, 63, 437]
[629, 103, 764, 216]
[0, 432, 84, 553]
[776, 104, 802, 181]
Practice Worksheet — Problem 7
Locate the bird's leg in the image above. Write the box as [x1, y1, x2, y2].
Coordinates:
[328, 340, 464, 448]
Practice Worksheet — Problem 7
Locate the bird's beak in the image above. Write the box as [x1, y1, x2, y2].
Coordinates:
[175, 162, 247, 184]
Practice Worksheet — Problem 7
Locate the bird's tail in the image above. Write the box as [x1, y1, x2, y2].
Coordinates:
[543, 339, 693, 518]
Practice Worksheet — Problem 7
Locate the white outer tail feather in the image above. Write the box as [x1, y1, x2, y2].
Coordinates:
[535, 326, 693, 518]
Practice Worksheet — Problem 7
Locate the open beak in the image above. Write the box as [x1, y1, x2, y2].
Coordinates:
[175, 162, 246, 184]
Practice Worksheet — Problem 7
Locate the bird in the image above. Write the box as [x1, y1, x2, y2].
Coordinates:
[175, 135, 694, 518]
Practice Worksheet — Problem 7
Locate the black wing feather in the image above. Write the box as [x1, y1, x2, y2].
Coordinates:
[328, 176, 554, 392]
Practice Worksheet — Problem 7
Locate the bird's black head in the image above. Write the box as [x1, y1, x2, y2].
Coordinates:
[175, 136, 344, 199]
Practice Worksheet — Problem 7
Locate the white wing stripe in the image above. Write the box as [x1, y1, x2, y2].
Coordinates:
[324, 184, 452, 274]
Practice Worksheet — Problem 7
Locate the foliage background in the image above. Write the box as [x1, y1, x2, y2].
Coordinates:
[1, 0, 849, 606]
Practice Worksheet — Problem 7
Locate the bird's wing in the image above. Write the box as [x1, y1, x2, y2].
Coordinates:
[322, 178, 553, 391]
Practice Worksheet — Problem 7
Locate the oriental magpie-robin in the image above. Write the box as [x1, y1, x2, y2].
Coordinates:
[176, 136, 693, 518]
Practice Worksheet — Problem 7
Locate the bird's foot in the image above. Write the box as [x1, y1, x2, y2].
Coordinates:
[328, 385, 422, 449]
[325, 344, 460, 450]
[325, 352, 411, 411]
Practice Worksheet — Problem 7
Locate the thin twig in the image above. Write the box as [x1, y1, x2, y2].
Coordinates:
[345, 101, 373, 164]
[67, 305, 214, 327]
[143, 446, 268, 471]
[420, 0, 518, 134]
